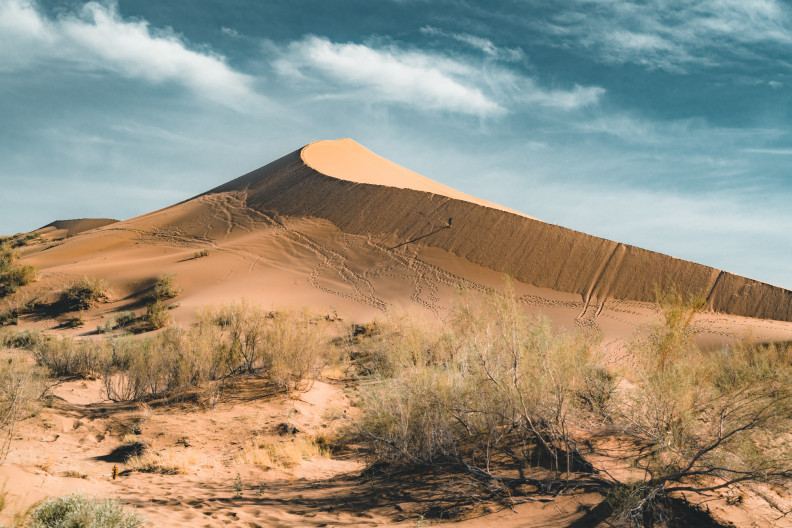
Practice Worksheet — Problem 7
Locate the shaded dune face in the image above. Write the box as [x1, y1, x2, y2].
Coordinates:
[199, 139, 792, 323]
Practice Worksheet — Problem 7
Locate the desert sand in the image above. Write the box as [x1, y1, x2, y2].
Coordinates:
[2, 139, 792, 527]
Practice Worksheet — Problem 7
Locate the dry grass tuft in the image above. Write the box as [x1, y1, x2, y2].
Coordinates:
[126, 447, 208, 474]
[235, 436, 331, 470]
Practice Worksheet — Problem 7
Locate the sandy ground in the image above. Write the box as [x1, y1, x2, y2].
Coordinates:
[2, 138, 792, 526]
[1, 375, 610, 528]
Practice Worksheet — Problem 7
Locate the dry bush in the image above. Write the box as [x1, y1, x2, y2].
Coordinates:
[606, 290, 792, 525]
[0, 351, 48, 463]
[33, 337, 111, 379]
[29, 493, 145, 528]
[0, 242, 37, 297]
[143, 300, 170, 330]
[145, 274, 181, 303]
[354, 286, 601, 481]
[98, 304, 326, 401]
[60, 276, 107, 311]
[263, 309, 325, 390]
[348, 310, 449, 377]
[1, 328, 45, 350]
[196, 303, 325, 390]
[353, 285, 792, 525]
[102, 329, 219, 401]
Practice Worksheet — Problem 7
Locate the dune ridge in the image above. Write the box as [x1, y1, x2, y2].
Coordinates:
[203, 140, 792, 323]
[37, 218, 119, 239]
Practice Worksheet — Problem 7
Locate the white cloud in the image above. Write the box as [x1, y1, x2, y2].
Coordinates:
[274, 36, 602, 116]
[420, 25, 524, 61]
[275, 36, 503, 116]
[0, 0, 260, 110]
[536, 0, 792, 72]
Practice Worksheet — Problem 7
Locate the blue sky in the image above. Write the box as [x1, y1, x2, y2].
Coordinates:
[1, 0, 791, 289]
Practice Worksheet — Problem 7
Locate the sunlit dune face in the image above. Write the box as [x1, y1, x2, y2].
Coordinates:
[301, 138, 534, 219]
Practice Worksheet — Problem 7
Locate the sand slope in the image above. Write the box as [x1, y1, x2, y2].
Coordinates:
[9, 139, 792, 349]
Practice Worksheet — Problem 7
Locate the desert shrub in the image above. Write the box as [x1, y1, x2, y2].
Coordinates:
[97, 312, 137, 334]
[0, 309, 17, 326]
[0, 242, 38, 297]
[28, 493, 144, 528]
[146, 274, 181, 303]
[605, 290, 792, 525]
[143, 300, 170, 330]
[0, 265, 37, 297]
[0, 350, 48, 463]
[0, 329, 45, 350]
[196, 303, 325, 389]
[193, 249, 210, 259]
[60, 276, 107, 311]
[102, 327, 230, 402]
[354, 287, 600, 478]
[263, 309, 325, 390]
[115, 311, 137, 328]
[33, 337, 111, 379]
[0, 354, 44, 463]
[0, 243, 18, 273]
[97, 319, 114, 334]
[347, 312, 449, 377]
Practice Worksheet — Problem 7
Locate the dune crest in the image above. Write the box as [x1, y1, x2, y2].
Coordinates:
[301, 139, 532, 218]
[203, 139, 792, 323]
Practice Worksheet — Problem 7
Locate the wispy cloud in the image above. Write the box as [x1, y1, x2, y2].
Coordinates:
[535, 0, 792, 72]
[420, 25, 523, 62]
[273, 36, 603, 116]
[743, 148, 792, 155]
[0, 0, 260, 110]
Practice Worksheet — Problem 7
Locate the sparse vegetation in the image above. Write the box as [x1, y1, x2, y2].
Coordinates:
[60, 276, 107, 311]
[143, 300, 170, 330]
[146, 274, 182, 303]
[235, 435, 331, 470]
[193, 249, 210, 259]
[350, 286, 792, 526]
[28, 493, 145, 528]
[352, 287, 598, 480]
[126, 447, 206, 474]
[0, 348, 48, 463]
[33, 336, 110, 379]
[0, 242, 38, 297]
[97, 311, 137, 334]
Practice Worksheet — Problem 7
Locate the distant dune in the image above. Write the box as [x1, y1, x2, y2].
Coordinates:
[36, 218, 118, 239]
[12, 139, 792, 349]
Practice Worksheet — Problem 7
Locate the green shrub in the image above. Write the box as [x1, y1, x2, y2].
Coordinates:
[60, 277, 107, 311]
[28, 493, 144, 528]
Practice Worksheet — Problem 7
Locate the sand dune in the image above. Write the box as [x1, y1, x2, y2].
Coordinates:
[206, 139, 792, 322]
[4, 139, 792, 528]
[36, 218, 119, 240]
[9, 138, 792, 348]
